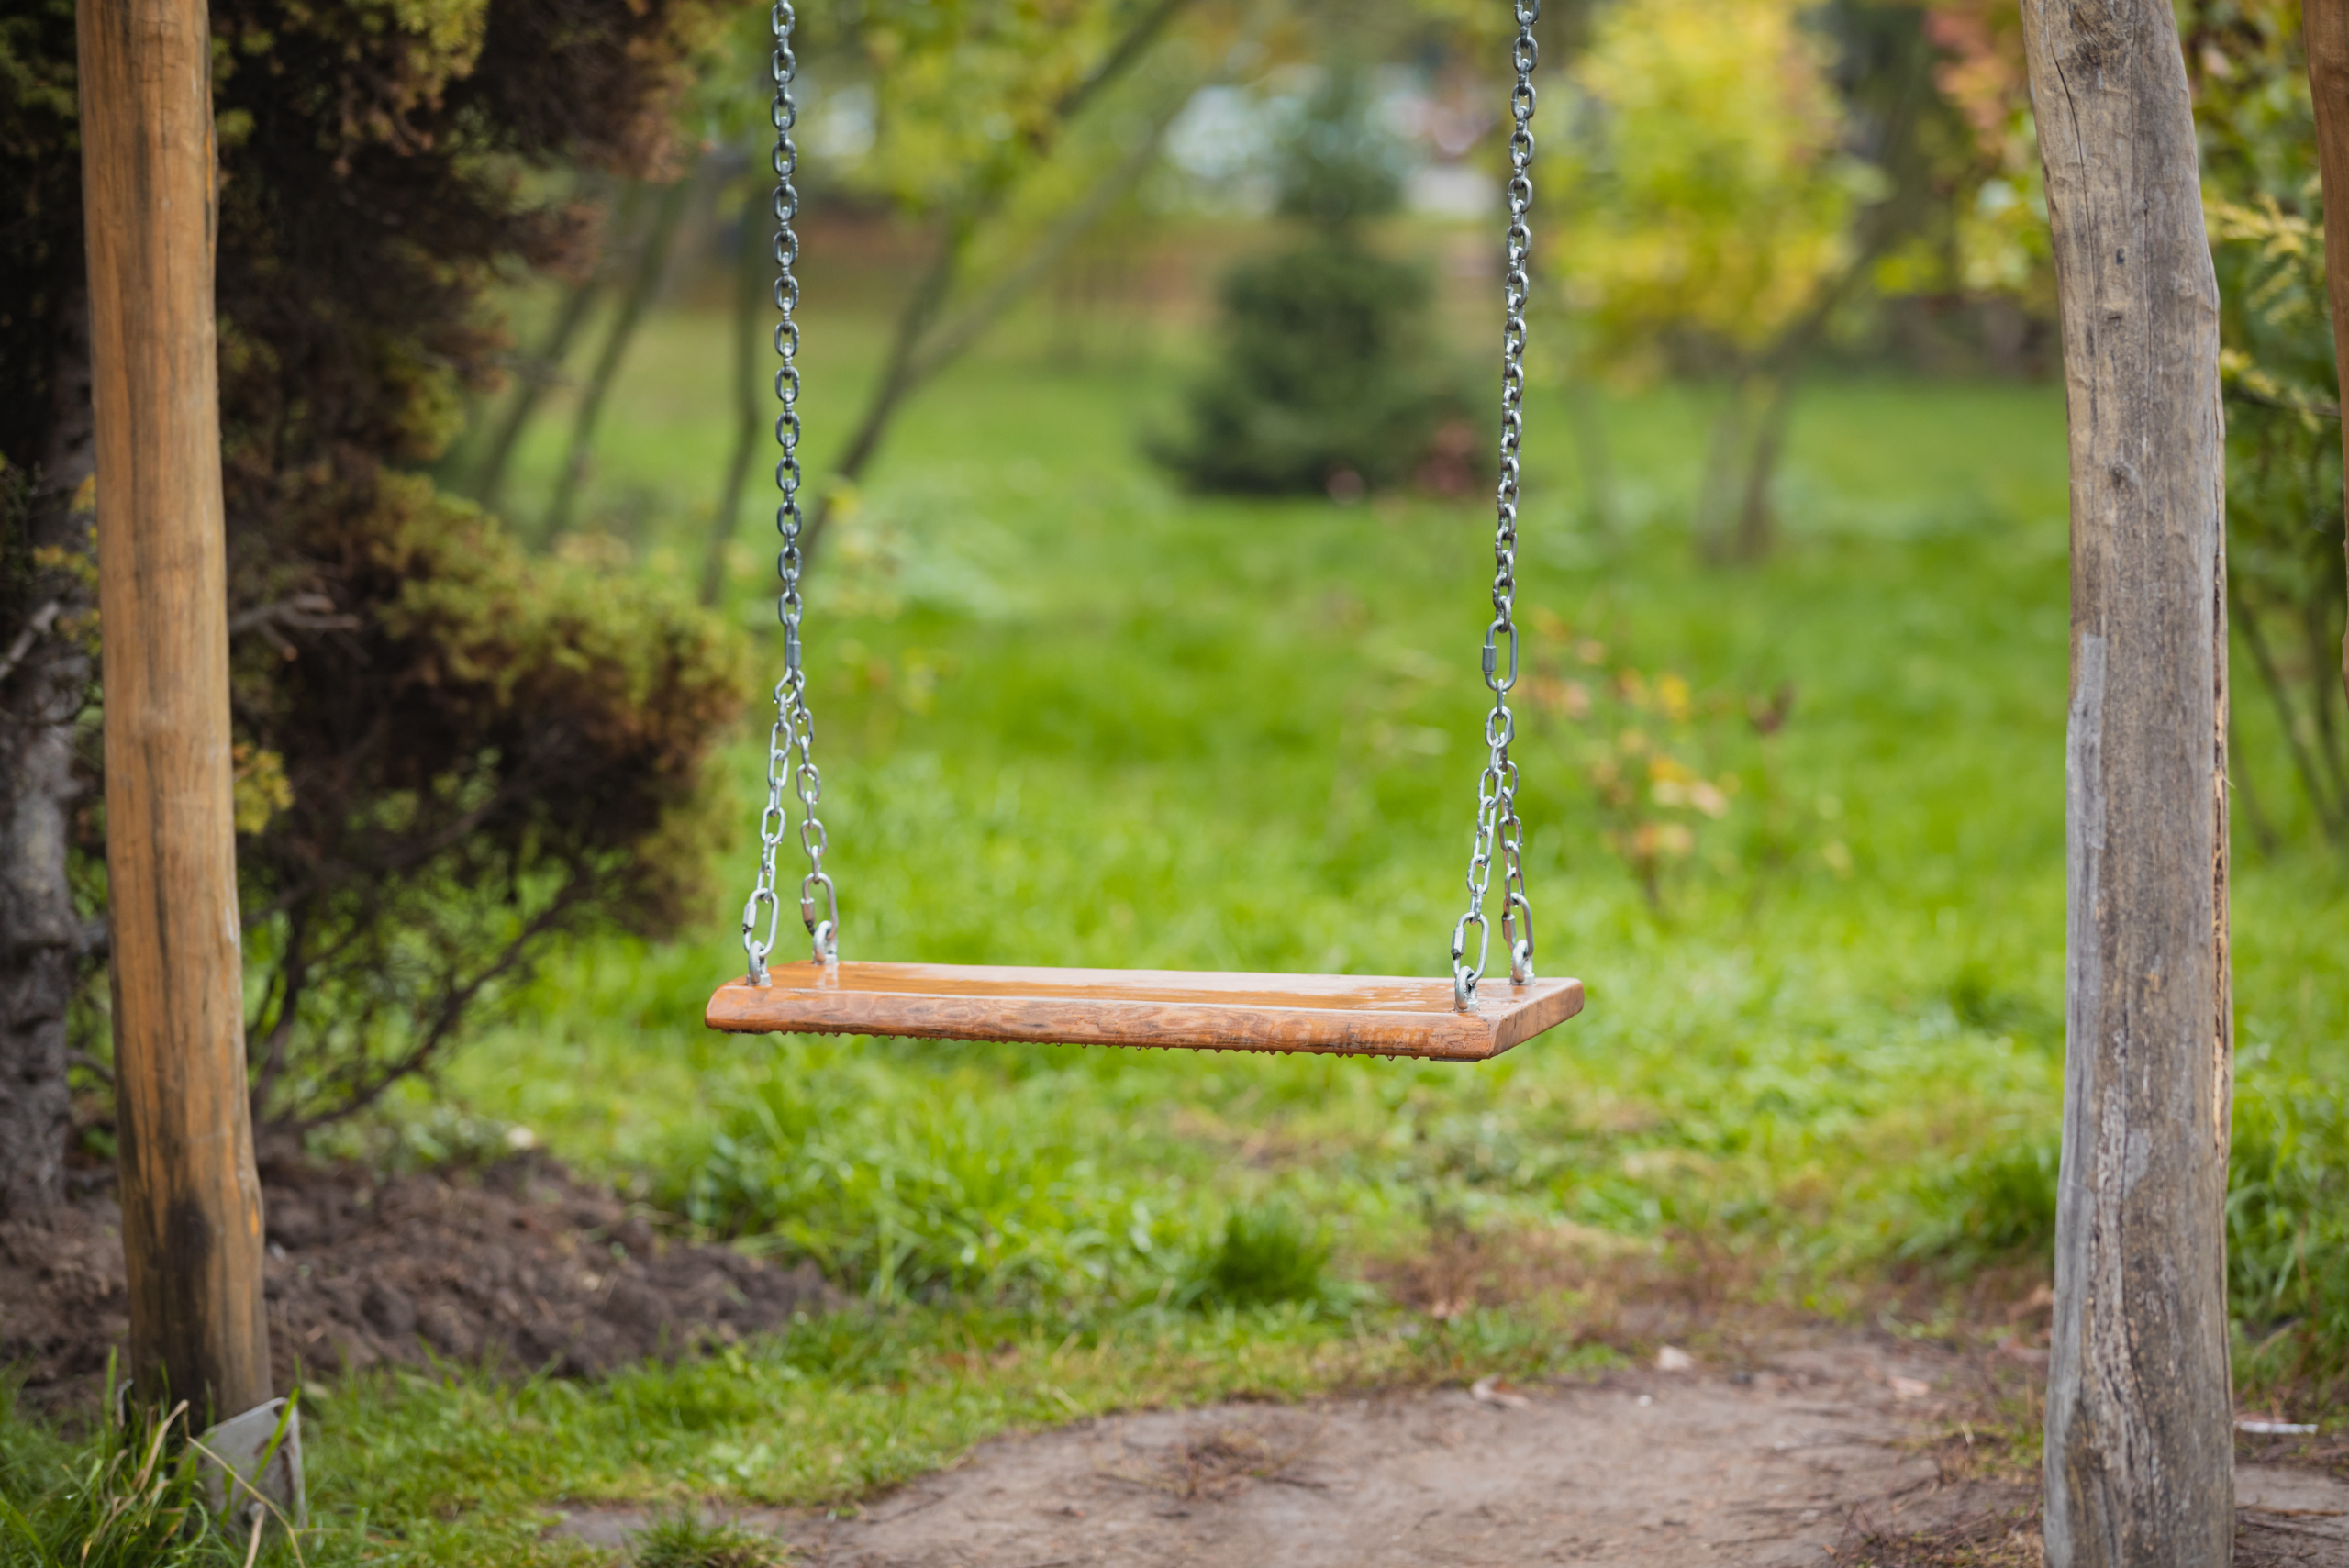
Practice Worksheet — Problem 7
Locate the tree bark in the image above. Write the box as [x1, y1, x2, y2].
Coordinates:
[0, 299, 97, 1219]
[79, 0, 273, 1418]
[2022, 2, 2234, 1562]
[2308, 0, 2349, 708]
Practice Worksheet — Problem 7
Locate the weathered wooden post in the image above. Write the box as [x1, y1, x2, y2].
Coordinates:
[2021, 1, 2235, 1562]
[2309, 2, 2349, 706]
[77, 0, 275, 1422]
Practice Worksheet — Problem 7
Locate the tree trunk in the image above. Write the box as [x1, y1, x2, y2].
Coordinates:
[79, 0, 273, 1418]
[0, 299, 97, 1219]
[700, 186, 771, 607]
[540, 172, 694, 543]
[467, 179, 642, 517]
[1693, 372, 1769, 563]
[1731, 372, 1798, 563]
[1689, 18, 1934, 569]
[2022, 1, 2234, 1562]
[2308, 0, 2349, 709]
[796, 0, 1209, 565]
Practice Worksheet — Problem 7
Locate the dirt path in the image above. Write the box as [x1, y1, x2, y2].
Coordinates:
[780, 1349, 1985, 1566]
[554, 1340, 2349, 1565]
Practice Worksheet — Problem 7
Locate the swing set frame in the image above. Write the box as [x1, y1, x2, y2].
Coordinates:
[76, 0, 2317, 1559]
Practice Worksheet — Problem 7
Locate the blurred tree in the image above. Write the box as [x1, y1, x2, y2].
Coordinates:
[452, 177, 642, 519]
[1152, 64, 1482, 495]
[1909, 0, 2053, 321]
[0, 0, 92, 1214]
[539, 172, 700, 541]
[2188, 0, 2349, 846]
[1551, 0, 1932, 562]
[1274, 59, 1413, 222]
[0, 0, 747, 1200]
[797, 0, 1230, 560]
[674, 0, 1252, 595]
[1898, 0, 2348, 844]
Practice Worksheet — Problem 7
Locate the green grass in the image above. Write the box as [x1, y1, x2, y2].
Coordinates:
[17, 286, 2349, 1560]
[0, 1377, 311, 1567]
[624, 1503, 788, 1568]
[293, 1304, 1607, 1563]
[446, 315, 2099, 1297]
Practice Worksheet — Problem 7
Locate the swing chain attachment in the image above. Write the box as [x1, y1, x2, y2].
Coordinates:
[1453, 0, 1540, 1014]
[742, 0, 837, 987]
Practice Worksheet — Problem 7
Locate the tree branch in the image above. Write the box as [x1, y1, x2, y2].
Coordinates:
[907, 94, 1187, 390]
[541, 172, 697, 541]
[279, 874, 596, 1132]
[0, 601, 62, 690]
[798, 0, 1209, 562]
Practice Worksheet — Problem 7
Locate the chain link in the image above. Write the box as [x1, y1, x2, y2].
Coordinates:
[1453, 0, 1541, 1012]
[741, 0, 837, 985]
[731, 4, 1524, 995]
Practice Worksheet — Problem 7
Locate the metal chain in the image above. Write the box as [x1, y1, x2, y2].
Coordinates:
[742, 0, 837, 986]
[1453, 0, 1540, 1012]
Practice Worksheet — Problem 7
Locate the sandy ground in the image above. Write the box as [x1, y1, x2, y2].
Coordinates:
[551, 1335, 2349, 1566]
[553, 1340, 2349, 1565]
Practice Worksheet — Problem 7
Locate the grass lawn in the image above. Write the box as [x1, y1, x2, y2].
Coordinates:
[13, 294, 2349, 1563]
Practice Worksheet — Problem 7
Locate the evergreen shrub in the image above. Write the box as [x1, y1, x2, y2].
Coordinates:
[1152, 67, 1483, 499]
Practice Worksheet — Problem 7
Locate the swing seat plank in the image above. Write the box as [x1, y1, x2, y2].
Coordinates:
[706, 962, 1584, 1060]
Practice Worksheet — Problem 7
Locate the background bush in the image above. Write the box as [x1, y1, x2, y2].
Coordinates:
[1153, 64, 1479, 497]
[0, 0, 749, 1142]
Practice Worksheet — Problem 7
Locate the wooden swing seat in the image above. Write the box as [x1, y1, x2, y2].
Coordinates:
[706, 961, 1584, 1060]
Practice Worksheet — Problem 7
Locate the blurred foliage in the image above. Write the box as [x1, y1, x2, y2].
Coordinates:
[2187, 0, 2349, 845]
[1888, 0, 2349, 840]
[1520, 612, 1757, 910]
[1153, 66, 1478, 495]
[1908, 0, 2053, 308]
[1553, 0, 1871, 377]
[1548, 0, 1927, 559]
[805, 0, 1205, 210]
[1271, 61, 1411, 224]
[1153, 240, 1476, 495]
[0, 0, 748, 1130]
[2229, 1065, 2349, 1403]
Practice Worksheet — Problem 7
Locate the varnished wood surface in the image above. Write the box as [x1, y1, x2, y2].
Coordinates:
[81, 0, 273, 1418]
[707, 962, 1584, 1059]
[2022, 0, 2235, 1557]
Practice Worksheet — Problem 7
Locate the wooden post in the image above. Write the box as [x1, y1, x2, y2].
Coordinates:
[2021, 1, 2235, 1562]
[2309, 3, 2349, 707]
[78, 0, 273, 1419]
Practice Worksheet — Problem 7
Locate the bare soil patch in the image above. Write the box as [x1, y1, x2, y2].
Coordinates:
[552, 1340, 2349, 1567]
[0, 1152, 834, 1411]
